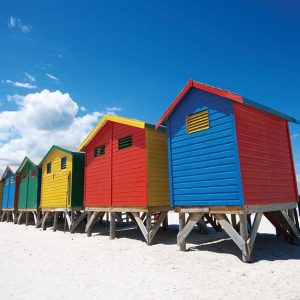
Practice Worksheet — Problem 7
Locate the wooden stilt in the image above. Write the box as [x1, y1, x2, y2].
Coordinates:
[17, 211, 24, 225]
[162, 213, 168, 231]
[53, 211, 58, 232]
[179, 213, 186, 251]
[231, 214, 237, 230]
[25, 211, 29, 226]
[70, 211, 87, 233]
[239, 214, 251, 263]
[146, 212, 151, 245]
[42, 211, 51, 230]
[110, 212, 116, 240]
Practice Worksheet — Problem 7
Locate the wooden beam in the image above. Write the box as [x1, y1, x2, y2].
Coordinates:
[17, 211, 24, 225]
[146, 213, 151, 245]
[177, 213, 204, 246]
[280, 210, 300, 241]
[70, 211, 87, 233]
[32, 212, 37, 225]
[239, 214, 251, 263]
[110, 212, 116, 240]
[53, 211, 58, 232]
[85, 211, 102, 236]
[25, 211, 29, 226]
[178, 213, 186, 251]
[247, 213, 262, 253]
[42, 211, 51, 231]
[132, 212, 148, 242]
[215, 214, 246, 253]
[148, 212, 167, 243]
[244, 202, 297, 214]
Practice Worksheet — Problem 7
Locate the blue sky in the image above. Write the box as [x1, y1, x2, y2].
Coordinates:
[0, 0, 299, 183]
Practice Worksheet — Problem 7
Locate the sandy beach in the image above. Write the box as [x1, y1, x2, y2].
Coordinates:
[0, 212, 299, 300]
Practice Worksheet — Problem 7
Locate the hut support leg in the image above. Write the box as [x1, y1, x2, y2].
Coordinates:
[163, 213, 168, 231]
[6, 212, 10, 222]
[280, 210, 300, 242]
[110, 212, 116, 240]
[65, 211, 71, 230]
[42, 211, 51, 230]
[32, 212, 37, 225]
[17, 211, 24, 225]
[196, 218, 209, 234]
[53, 212, 58, 232]
[25, 211, 29, 226]
[179, 213, 186, 251]
[13, 211, 17, 224]
[36, 211, 42, 228]
[132, 211, 167, 245]
[85, 211, 104, 237]
[70, 212, 87, 233]
[177, 213, 204, 251]
[1, 212, 5, 222]
[215, 213, 262, 263]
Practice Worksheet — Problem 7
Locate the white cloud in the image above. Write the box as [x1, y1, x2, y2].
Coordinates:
[8, 16, 31, 33]
[46, 73, 59, 81]
[0, 90, 120, 171]
[296, 174, 300, 186]
[106, 106, 123, 115]
[80, 106, 87, 112]
[2, 79, 37, 89]
[291, 133, 299, 139]
[25, 72, 36, 82]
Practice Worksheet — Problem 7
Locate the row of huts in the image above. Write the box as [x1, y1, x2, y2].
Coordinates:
[1, 80, 299, 262]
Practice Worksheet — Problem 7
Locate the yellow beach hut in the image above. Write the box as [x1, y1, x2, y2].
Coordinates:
[39, 145, 85, 232]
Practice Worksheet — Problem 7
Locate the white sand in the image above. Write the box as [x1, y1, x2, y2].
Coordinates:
[0, 212, 299, 299]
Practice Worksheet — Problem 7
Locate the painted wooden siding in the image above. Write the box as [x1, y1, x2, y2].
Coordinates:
[84, 122, 112, 207]
[26, 166, 40, 209]
[40, 150, 73, 208]
[112, 123, 147, 206]
[71, 154, 85, 207]
[234, 103, 298, 205]
[146, 128, 170, 207]
[167, 88, 244, 206]
[2, 171, 16, 209]
[18, 161, 30, 208]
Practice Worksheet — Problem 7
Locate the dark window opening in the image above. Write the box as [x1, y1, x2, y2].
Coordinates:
[22, 173, 27, 180]
[47, 162, 52, 174]
[94, 145, 106, 157]
[30, 170, 36, 177]
[118, 136, 133, 150]
[61, 157, 67, 170]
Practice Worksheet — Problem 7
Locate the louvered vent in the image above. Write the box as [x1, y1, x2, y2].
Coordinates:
[94, 145, 106, 157]
[118, 136, 132, 150]
[186, 110, 209, 134]
[61, 157, 67, 170]
[30, 170, 36, 177]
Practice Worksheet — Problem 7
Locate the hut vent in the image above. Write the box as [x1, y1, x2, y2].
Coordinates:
[22, 173, 27, 180]
[30, 170, 36, 177]
[186, 109, 209, 134]
[118, 136, 133, 150]
[47, 162, 52, 174]
[61, 157, 67, 169]
[94, 145, 106, 157]
[11, 177, 15, 183]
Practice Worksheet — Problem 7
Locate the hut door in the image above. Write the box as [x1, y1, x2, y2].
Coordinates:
[2, 178, 10, 208]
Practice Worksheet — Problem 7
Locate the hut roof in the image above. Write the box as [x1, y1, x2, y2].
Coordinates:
[78, 114, 147, 151]
[1, 165, 18, 180]
[16, 156, 43, 173]
[39, 145, 84, 166]
[156, 79, 299, 128]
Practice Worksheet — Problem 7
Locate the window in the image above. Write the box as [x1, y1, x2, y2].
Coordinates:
[118, 135, 132, 150]
[22, 173, 27, 180]
[47, 162, 52, 174]
[61, 157, 67, 170]
[30, 170, 36, 177]
[186, 110, 209, 134]
[5, 178, 9, 185]
[11, 176, 15, 183]
[94, 145, 105, 157]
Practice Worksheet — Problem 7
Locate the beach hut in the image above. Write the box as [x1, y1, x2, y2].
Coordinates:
[156, 79, 300, 261]
[16, 157, 42, 225]
[78, 115, 170, 244]
[39, 145, 85, 232]
[1, 166, 19, 222]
